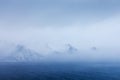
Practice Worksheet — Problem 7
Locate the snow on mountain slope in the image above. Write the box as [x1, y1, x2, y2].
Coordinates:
[3, 45, 43, 62]
[66, 44, 79, 54]
[0, 42, 80, 62]
[49, 44, 79, 55]
[41, 44, 81, 62]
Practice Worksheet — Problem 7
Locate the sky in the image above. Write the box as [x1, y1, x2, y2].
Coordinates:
[0, 0, 120, 52]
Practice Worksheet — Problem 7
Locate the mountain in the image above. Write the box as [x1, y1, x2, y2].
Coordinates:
[0, 42, 80, 62]
[3, 45, 43, 62]
[49, 44, 79, 56]
[66, 44, 78, 54]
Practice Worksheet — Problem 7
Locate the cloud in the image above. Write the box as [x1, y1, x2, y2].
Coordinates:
[0, 13, 120, 52]
[0, 0, 120, 29]
[0, 0, 120, 62]
[0, 13, 120, 62]
[0, 0, 120, 52]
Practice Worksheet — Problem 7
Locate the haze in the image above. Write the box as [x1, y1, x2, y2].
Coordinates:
[0, 0, 120, 62]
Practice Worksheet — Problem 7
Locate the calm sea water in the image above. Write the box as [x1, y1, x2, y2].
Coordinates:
[0, 62, 120, 80]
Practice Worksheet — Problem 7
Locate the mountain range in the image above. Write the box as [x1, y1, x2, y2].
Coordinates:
[0, 42, 96, 62]
[1, 45, 43, 62]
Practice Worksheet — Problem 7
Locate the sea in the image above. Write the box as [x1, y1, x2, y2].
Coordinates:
[0, 62, 120, 80]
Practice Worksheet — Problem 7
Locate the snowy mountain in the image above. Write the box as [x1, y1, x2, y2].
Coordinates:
[66, 44, 78, 54]
[50, 44, 79, 55]
[0, 42, 80, 62]
[2, 45, 43, 62]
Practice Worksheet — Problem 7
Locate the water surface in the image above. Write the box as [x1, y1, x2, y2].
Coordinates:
[0, 62, 120, 80]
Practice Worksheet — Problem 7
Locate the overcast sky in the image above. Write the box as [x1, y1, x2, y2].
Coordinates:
[0, 0, 120, 52]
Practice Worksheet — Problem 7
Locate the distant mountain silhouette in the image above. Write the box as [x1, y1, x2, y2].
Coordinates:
[3, 45, 43, 62]
[66, 44, 78, 54]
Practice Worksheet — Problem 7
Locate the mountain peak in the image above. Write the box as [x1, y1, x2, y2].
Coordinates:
[3, 44, 43, 62]
[66, 44, 78, 54]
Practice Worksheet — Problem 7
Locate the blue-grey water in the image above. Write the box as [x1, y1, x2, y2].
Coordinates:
[0, 62, 120, 80]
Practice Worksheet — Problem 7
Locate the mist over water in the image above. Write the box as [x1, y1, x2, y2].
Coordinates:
[0, 0, 120, 80]
[0, 41, 119, 63]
